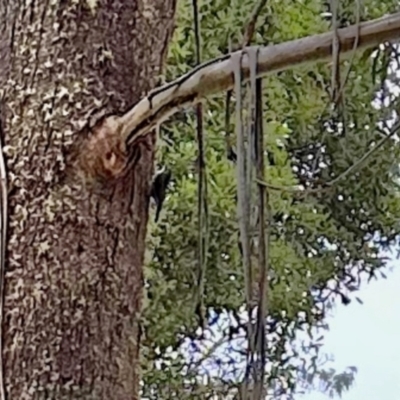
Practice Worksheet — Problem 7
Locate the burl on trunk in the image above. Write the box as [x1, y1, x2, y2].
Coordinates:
[0, 0, 176, 399]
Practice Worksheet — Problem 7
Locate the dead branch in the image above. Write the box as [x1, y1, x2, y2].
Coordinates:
[117, 12, 400, 146]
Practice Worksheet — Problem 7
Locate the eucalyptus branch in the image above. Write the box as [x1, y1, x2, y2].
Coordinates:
[119, 12, 400, 146]
[84, 12, 400, 182]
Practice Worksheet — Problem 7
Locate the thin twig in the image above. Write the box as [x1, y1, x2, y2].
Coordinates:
[188, 334, 246, 372]
[254, 77, 269, 400]
[192, 0, 209, 329]
[225, 0, 268, 158]
[258, 118, 400, 194]
[242, 0, 269, 48]
[311, 0, 361, 175]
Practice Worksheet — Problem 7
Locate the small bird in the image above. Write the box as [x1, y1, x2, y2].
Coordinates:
[150, 166, 172, 222]
[227, 146, 237, 163]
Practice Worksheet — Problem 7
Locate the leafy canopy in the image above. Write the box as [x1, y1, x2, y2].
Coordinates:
[140, 0, 400, 398]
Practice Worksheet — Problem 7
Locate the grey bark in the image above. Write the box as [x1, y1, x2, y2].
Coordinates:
[0, 0, 176, 399]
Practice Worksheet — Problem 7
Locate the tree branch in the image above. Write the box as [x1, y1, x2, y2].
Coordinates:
[118, 12, 400, 146]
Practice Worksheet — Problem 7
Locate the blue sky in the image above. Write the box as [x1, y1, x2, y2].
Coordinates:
[180, 256, 400, 399]
[302, 259, 400, 399]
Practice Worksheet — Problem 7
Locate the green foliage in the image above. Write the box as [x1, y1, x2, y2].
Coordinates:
[141, 0, 400, 398]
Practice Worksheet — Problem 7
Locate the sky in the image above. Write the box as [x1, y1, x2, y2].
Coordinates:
[302, 258, 400, 400]
[298, 48, 400, 400]
[177, 255, 400, 399]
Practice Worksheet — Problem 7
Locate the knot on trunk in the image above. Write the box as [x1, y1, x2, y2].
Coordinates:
[79, 115, 128, 181]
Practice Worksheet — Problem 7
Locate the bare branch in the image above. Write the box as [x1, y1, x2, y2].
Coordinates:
[116, 12, 400, 146]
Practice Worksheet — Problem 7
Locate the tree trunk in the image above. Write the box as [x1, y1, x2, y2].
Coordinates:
[0, 1, 176, 399]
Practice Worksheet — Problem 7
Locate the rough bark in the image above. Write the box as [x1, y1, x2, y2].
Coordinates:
[0, 0, 176, 399]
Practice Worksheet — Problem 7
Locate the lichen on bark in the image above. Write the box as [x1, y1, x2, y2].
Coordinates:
[0, 0, 176, 398]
